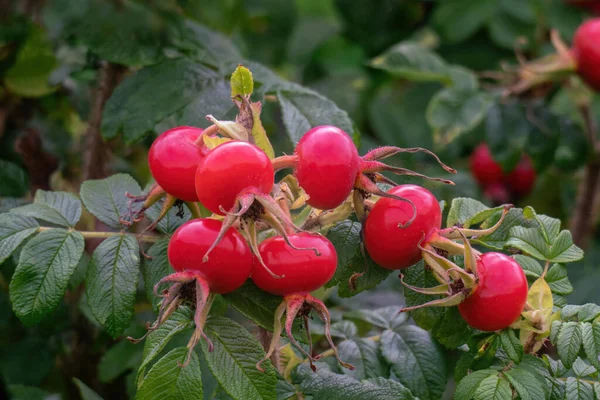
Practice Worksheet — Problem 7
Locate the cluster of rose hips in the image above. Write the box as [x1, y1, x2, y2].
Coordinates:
[128, 122, 528, 372]
[469, 143, 536, 205]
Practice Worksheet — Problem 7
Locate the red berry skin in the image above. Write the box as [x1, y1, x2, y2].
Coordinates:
[573, 18, 600, 91]
[168, 218, 252, 294]
[505, 155, 536, 197]
[295, 126, 360, 210]
[483, 183, 510, 206]
[252, 233, 337, 296]
[364, 185, 442, 270]
[458, 252, 528, 332]
[148, 126, 206, 202]
[470, 144, 504, 186]
[195, 141, 274, 215]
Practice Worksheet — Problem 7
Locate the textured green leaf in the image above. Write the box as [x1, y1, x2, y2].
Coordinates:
[454, 369, 497, 400]
[231, 65, 254, 97]
[427, 88, 493, 146]
[9, 229, 84, 325]
[402, 261, 444, 330]
[431, 305, 472, 349]
[223, 280, 283, 331]
[277, 88, 354, 144]
[102, 58, 229, 143]
[99, 339, 143, 383]
[145, 199, 191, 234]
[80, 174, 142, 230]
[137, 307, 194, 386]
[504, 368, 547, 400]
[136, 347, 202, 400]
[201, 317, 277, 400]
[473, 375, 511, 400]
[379, 326, 446, 400]
[477, 208, 536, 250]
[369, 42, 451, 84]
[338, 338, 387, 380]
[73, 378, 104, 400]
[0, 159, 29, 197]
[565, 377, 594, 400]
[572, 358, 597, 377]
[69, 0, 166, 66]
[4, 26, 56, 97]
[0, 214, 38, 264]
[561, 304, 600, 322]
[330, 320, 358, 339]
[86, 235, 140, 337]
[556, 321, 583, 369]
[343, 306, 407, 331]
[142, 239, 171, 310]
[499, 329, 523, 363]
[11, 191, 82, 228]
[507, 226, 584, 263]
[582, 323, 600, 370]
[517, 256, 573, 296]
[300, 371, 415, 400]
[446, 198, 493, 228]
[275, 379, 296, 400]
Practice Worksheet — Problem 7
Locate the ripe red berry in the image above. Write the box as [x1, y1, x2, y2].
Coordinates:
[252, 233, 337, 296]
[148, 126, 206, 202]
[168, 218, 252, 294]
[294, 126, 360, 210]
[195, 141, 274, 215]
[469, 144, 504, 187]
[364, 184, 442, 270]
[458, 252, 528, 331]
[505, 155, 536, 197]
[573, 18, 600, 91]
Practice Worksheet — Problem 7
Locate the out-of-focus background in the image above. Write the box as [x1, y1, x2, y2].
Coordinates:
[1, 0, 599, 398]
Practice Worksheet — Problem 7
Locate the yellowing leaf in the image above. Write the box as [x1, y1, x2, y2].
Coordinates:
[280, 343, 302, 380]
[527, 277, 553, 320]
[202, 135, 231, 149]
[250, 102, 275, 159]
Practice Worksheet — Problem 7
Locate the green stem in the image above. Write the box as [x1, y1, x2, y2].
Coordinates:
[38, 227, 163, 243]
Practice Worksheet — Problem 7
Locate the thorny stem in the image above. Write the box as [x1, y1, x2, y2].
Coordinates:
[38, 227, 163, 243]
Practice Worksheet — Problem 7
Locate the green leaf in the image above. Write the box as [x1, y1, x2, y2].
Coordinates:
[145, 199, 191, 234]
[402, 261, 444, 330]
[276, 379, 296, 400]
[427, 88, 493, 146]
[473, 375, 512, 400]
[430, 306, 472, 349]
[504, 368, 547, 400]
[136, 347, 203, 400]
[69, 0, 166, 66]
[102, 58, 229, 143]
[73, 378, 104, 400]
[99, 339, 143, 383]
[223, 280, 283, 331]
[80, 174, 142, 230]
[379, 326, 446, 400]
[454, 369, 497, 400]
[0, 159, 29, 197]
[337, 338, 387, 380]
[477, 208, 537, 250]
[516, 255, 573, 296]
[86, 235, 140, 337]
[201, 317, 277, 400]
[445, 198, 505, 229]
[4, 26, 56, 97]
[8, 385, 48, 400]
[300, 372, 416, 400]
[12, 190, 81, 228]
[343, 306, 408, 331]
[0, 213, 38, 264]
[330, 320, 358, 339]
[9, 229, 84, 325]
[556, 321, 583, 369]
[572, 358, 597, 378]
[499, 329, 523, 363]
[582, 323, 600, 370]
[369, 42, 451, 84]
[137, 307, 194, 386]
[562, 304, 600, 322]
[432, 0, 499, 43]
[565, 377, 594, 400]
[231, 65, 254, 97]
[325, 220, 391, 297]
[507, 225, 584, 263]
[142, 239, 171, 310]
[277, 88, 354, 144]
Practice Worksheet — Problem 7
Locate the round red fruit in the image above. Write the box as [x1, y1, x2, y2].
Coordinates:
[168, 218, 252, 294]
[505, 155, 536, 197]
[573, 18, 600, 91]
[148, 126, 207, 202]
[470, 144, 504, 186]
[295, 125, 360, 210]
[252, 233, 337, 296]
[364, 184, 442, 270]
[458, 252, 528, 331]
[195, 141, 274, 215]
